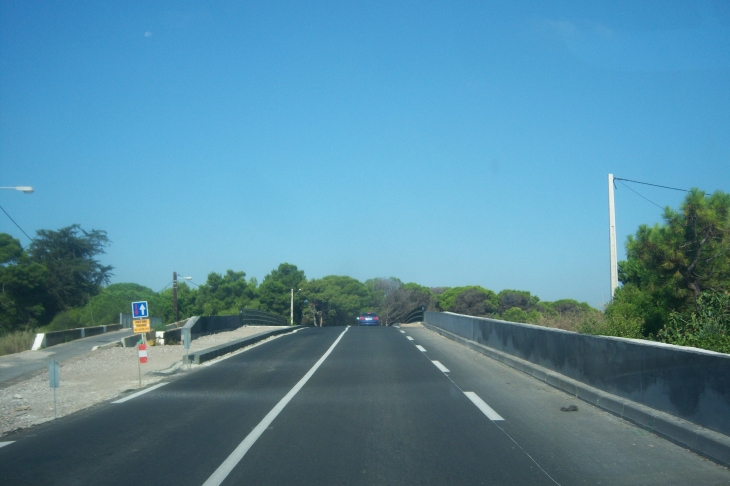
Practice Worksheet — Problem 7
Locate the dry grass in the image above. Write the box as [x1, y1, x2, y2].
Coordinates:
[536, 312, 605, 333]
[0, 330, 36, 356]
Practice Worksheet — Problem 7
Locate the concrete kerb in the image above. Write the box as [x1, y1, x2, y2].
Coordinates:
[422, 322, 730, 467]
[92, 341, 121, 352]
[183, 326, 301, 365]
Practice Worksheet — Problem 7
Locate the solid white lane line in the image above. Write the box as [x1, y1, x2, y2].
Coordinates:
[112, 383, 168, 404]
[202, 327, 349, 486]
[464, 392, 504, 421]
[0, 441, 14, 449]
[406, 336, 414, 341]
[415, 345, 427, 352]
[432, 360, 450, 373]
[399, 330, 405, 334]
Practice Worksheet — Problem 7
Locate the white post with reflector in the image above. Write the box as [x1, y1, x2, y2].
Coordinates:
[137, 342, 148, 388]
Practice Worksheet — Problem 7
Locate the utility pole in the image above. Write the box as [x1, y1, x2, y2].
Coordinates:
[608, 174, 619, 299]
[173, 271, 179, 322]
[290, 289, 294, 326]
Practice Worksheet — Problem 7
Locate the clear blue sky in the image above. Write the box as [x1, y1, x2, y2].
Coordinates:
[2, 1, 729, 308]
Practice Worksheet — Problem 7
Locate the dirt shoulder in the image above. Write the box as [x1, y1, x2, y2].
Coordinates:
[0, 326, 288, 437]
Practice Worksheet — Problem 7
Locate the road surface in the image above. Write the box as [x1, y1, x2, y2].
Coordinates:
[0, 326, 728, 485]
[0, 328, 132, 386]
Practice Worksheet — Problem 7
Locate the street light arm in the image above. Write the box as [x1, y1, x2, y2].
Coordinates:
[0, 186, 34, 194]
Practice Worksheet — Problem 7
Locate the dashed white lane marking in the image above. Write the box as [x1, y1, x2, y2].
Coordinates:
[432, 360, 450, 373]
[415, 345, 427, 352]
[464, 391, 504, 421]
[112, 383, 168, 404]
[406, 336, 414, 341]
[0, 441, 14, 449]
[399, 330, 405, 334]
[202, 327, 349, 486]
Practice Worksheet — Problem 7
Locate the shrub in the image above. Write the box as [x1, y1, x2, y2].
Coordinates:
[501, 307, 528, 323]
[656, 291, 730, 353]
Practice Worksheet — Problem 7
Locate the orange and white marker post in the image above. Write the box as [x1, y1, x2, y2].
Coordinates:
[137, 342, 148, 388]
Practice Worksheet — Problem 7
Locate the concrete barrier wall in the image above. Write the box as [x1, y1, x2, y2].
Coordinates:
[424, 311, 730, 437]
[33, 324, 124, 349]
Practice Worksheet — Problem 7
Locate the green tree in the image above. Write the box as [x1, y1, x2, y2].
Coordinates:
[617, 189, 730, 335]
[0, 234, 48, 332]
[437, 286, 498, 315]
[28, 225, 113, 319]
[158, 282, 199, 323]
[302, 276, 371, 326]
[366, 278, 435, 324]
[196, 270, 258, 315]
[258, 263, 306, 321]
[497, 289, 538, 315]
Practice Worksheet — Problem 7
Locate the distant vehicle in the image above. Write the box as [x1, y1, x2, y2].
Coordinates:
[358, 312, 380, 326]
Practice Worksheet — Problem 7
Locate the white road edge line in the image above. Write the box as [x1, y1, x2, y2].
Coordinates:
[464, 391, 504, 421]
[202, 327, 350, 486]
[432, 360, 450, 373]
[0, 441, 15, 449]
[415, 345, 427, 352]
[406, 336, 414, 341]
[112, 383, 168, 404]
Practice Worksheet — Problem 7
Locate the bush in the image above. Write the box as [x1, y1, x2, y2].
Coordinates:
[538, 311, 603, 333]
[42, 308, 84, 331]
[656, 291, 730, 353]
[581, 311, 643, 338]
[501, 307, 528, 323]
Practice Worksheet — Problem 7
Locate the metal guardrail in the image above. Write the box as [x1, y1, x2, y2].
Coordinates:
[240, 309, 288, 326]
[120, 313, 162, 329]
[397, 306, 425, 324]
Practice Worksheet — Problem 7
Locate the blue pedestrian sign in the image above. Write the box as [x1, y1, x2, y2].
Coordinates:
[132, 301, 149, 319]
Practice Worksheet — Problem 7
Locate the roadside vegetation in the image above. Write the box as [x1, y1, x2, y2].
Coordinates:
[1, 186, 728, 355]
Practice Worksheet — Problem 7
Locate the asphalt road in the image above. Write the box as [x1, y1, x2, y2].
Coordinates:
[0, 328, 133, 386]
[1, 326, 728, 485]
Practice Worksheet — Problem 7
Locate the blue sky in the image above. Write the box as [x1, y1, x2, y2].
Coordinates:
[1, 1, 729, 308]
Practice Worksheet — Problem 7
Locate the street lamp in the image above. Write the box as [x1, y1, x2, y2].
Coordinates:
[0, 186, 34, 194]
[291, 288, 301, 326]
[173, 271, 192, 322]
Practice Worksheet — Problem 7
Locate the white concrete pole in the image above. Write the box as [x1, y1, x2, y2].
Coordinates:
[608, 174, 619, 298]
[290, 289, 294, 326]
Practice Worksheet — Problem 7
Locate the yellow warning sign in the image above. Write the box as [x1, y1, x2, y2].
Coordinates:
[133, 319, 151, 333]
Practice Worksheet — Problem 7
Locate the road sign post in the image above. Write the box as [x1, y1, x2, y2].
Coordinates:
[131, 301, 151, 387]
[49, 359, 59, 418]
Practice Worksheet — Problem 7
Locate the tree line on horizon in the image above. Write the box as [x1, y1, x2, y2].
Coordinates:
[1, 186, 728, 353]
[0, 225, 596, 333]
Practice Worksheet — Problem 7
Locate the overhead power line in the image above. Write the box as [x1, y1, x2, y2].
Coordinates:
[613, 177, 690, 193]
[0, 203, 34, 242]
[616, 180, 663, 209]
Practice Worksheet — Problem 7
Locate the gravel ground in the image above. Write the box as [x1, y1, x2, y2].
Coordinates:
[0, 326, 286, 437]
